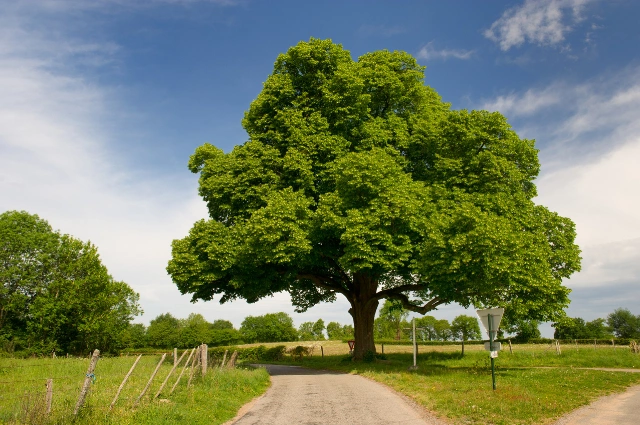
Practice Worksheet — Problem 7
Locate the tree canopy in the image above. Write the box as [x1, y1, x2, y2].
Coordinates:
[167, 38, 581, 359]
[0, 210, 141, 354]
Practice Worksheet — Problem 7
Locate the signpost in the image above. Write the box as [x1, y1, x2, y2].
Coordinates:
[404, 318, 425, 370]
[476, 308, 504, 390]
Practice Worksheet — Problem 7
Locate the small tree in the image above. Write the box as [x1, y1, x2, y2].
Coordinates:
[415, 316, 438, 341]
[607, 308, 640, 339]
[147, 313, 181, 348]
[434, 319, 452, 341]
[312, 319, 326, 340]
[240, 312, 298, 343]
[503, 318, 541, 342]
[451, 315, 481, 355]
[298, 322, 315, 341]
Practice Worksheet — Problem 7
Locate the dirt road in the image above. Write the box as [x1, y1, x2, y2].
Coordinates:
[553, 383, 640, 425]
[228, 364, 445, 425]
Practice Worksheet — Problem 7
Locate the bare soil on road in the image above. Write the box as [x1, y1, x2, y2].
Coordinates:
[227, 364, 447, 425]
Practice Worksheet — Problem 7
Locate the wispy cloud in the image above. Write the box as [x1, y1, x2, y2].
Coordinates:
[484, 0, 595, 51]
[480, 66, 640, 321]
[416, 42, 475, 61]
[0, 6, 212, 324]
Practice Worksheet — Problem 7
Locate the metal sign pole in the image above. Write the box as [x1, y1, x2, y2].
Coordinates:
[488, 314, 496, 390]
[413, 318, 417, 368]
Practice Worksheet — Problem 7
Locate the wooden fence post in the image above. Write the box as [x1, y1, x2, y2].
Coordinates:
[74, 349, 100, 415]
[220, 350, 228, 368]
[170, 348, 196, 395]
[45, 379, 53, 415]
[110, 354, 142, 411]
[612, 339, 615, 350]
[508, 339, 513, 354]
[188, 346, 201, 388]
[321, 346, 324, 358]
[226, 351, 238, 369]
[174, 348, 178, 367]
[155, 349, 188, 399]
[134, 353, 167, 406]
[201, 344, 208, 375]
[381, 343, 384, 355]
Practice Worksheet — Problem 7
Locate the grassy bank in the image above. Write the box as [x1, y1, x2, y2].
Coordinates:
[0, 355, 270, 424]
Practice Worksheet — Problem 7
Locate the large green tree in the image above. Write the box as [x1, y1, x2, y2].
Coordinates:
[167, 39, 581, 359]
[0, 210, 141, 354]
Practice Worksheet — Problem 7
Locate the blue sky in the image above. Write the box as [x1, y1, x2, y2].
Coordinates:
[1, 0, 639, 337]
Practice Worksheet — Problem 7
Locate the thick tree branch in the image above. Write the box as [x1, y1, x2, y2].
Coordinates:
[296, 273, 350, 297]
[387, 292, 445, 315]
[371, 283, 429, 301]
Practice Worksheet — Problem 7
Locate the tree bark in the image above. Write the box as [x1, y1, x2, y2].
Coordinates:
[349, 273, 379, 360]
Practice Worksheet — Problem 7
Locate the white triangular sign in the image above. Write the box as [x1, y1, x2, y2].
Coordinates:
[476, 308, 504, 340]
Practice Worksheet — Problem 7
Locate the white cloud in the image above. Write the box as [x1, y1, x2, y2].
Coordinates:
[484, 0, 594, 51]
[480, 66, 640, 322]
[416, 42, 475, 61]
[0, 5, 361, 329]
[481, 85, 563, 117]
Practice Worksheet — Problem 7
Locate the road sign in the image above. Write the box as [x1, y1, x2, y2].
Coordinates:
[484, 342, 502, 351]
[476, 307, 505, 391]
[476, 308, 504, 340]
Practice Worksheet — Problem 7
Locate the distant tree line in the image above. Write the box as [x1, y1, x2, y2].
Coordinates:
[552, 308, 640, 340]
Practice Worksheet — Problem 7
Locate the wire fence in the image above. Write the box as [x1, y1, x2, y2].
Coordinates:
[0, 344, 221, 424]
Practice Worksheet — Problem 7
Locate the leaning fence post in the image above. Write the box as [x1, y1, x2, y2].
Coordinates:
[188, 346, 201, 388]
[74, 349, 100, 415]
[134, 353, 167, 406]
[220, 350, 228, 368]
[109, 354, 142, 411]
[45, 378, 53, 415]
[155, 349, 188, 398]
[174, 348, 178, 366]
[226, 351, 238, 369]
[170, 348, 196, 395]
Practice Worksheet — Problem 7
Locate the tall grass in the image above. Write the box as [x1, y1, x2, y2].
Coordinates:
[0, 355, 270, 424]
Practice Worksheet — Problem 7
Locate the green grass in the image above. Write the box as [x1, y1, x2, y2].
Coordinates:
[0, 355, 270, 424]
[268, 348, 640, 425]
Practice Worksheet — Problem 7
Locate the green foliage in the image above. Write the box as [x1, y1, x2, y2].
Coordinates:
[168, 39, 581, 358]
[211, 319, 234, 330]
[240, 312, 298, 343]
[179, 313, 213, 347]
[502, 317, 541, 343]
[0, 210, 141, 355]
[326, 321, 354, 340]
[451, 315, 482, 341]
[146, 313, 180, 348]
[607, 308, 640, 339]
[553, 316, 613, 340]
[415, 316, 438, 341]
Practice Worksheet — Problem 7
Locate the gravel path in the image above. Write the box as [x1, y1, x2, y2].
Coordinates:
[227, 364, 447, 425]
[553, 384, 640, 425]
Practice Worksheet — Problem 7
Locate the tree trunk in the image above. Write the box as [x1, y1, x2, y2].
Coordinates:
[348, 273, 379, 360]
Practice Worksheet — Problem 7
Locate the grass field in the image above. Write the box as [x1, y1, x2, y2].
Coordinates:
[0, 354, 270, 424]
[239, 340, 640, 425]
